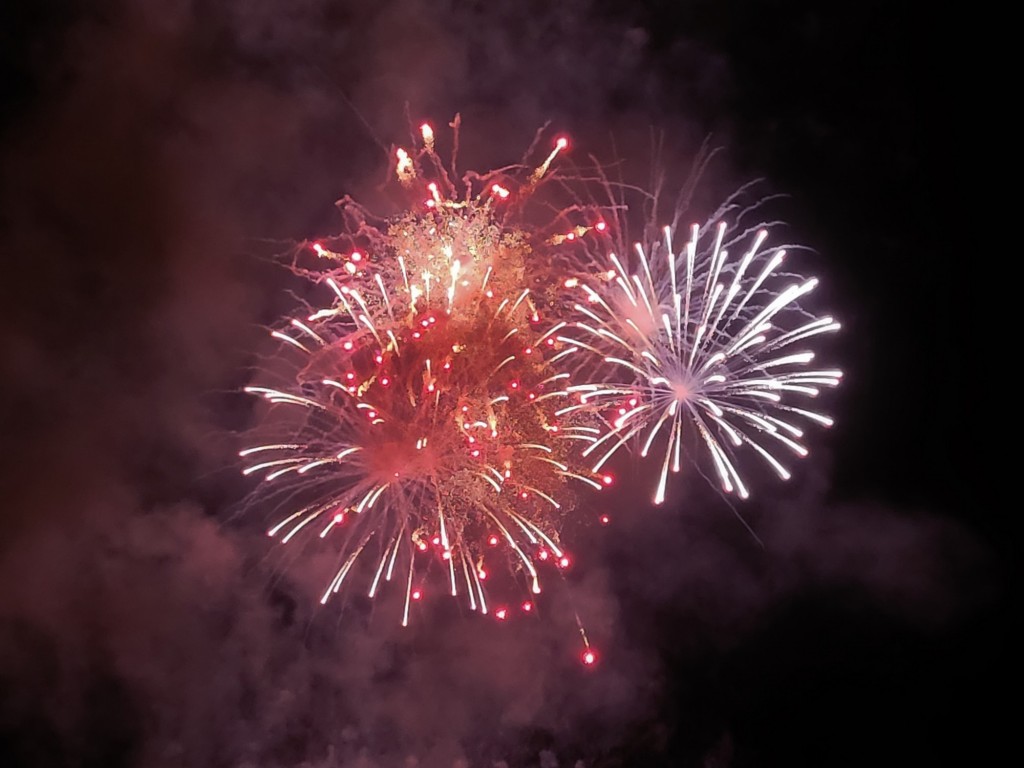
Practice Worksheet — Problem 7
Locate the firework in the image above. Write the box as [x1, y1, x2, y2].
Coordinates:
[242, 124, 609, 628]
[556, 187, 842, 504]
[241, 121, 841, 668]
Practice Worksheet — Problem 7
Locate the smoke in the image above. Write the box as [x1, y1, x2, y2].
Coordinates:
[0, 1, 999, 766]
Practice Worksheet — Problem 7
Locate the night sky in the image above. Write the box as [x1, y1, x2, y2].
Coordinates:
[0, 2, 1002, 767]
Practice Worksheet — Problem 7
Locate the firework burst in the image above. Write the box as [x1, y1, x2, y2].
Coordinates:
[556, 186, 842, 504]
[242, 124, 608, 629]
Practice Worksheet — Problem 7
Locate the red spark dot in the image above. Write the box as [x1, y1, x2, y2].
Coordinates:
[509, 381, 520, 390]
[485, 290, 494, 298]
[313, 242, 324, 253]
[618, 407, 627, 415]
[546, 338, 556, 346]
[600, 514, 610, 525]
[380, 377, 390, 386]
[488, 535, 499, 546]
[428, 182, 438, 192]
[566, 232, 575, 241]
[412, 331, 421, 339]
[346, 372, 356, 381]
[417, 541, 428, 551]
[496, 608, 507, 620]
[528, 393, 536, 401]
[375, 355, 384, 364]
[538, 549, 549, 561]
[520, 491, 529, 499]
[531, 312, 540, 322]
[582, 649, 597, 666]
[442, 551, 452, 560]
[558, 555, 571, 569]
[427, 383, 435, 392]
[431, 536, 440, 545]
[629, 397, 638, 406]
[521, 601, 533, 612]
[467, 436, 476, 444]
[461, 405, 469, 413]
[471, 449, 481, 457]
[351, 251, 362, 262]
[602, 474, 614, 486]
[421, 319, 430, 327]
[524, 347, 533, 355]
[343, 341, 354, 351]
[426, 199, 436, 208]
[443, 361, 451, 370]
[478, 570, 487, 580]
[596, 221, 607, 231]
[428, 316, 437, 324]
[333, 512, 345, 524]
[556, 136, 569, 149]
[412, 589, 422, 600]
[367, 410, 377, 419]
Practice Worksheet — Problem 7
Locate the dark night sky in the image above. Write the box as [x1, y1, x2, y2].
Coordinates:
[0, 2, 1002, 767]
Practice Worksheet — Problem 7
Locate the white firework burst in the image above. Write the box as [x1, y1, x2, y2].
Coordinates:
[558, 214, 842, 504]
